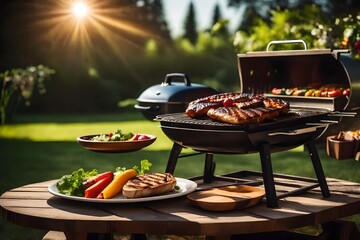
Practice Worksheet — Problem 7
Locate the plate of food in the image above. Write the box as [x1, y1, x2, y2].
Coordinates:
[49, 177, 197, 203]
[77, 129, 156, 153]
[48, 164, 197, 203]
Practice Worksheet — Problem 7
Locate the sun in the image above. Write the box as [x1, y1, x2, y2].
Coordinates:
[72, 1, 89, 19]
[32, 0, 158, 70]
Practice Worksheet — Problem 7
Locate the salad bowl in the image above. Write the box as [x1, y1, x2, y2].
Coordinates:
[77, 134, 156, 153]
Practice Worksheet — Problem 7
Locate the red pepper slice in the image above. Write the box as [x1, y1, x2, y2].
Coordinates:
[327, 90, 341, 97]
[85, 175, 113, 198]
[320, 91, 328, 97]
[83, 171, 114, 189]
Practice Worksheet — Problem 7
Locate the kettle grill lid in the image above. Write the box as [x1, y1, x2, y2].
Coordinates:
[137, 73, 218, 103]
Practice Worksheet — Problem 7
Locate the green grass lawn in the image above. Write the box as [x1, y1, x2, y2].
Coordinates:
[0, 112, 359, 239]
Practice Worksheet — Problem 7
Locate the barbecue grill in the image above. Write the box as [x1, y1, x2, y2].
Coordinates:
[156, 40, 359, 208]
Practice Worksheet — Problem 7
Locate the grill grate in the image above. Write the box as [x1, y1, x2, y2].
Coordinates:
[156, 109, 329, 131]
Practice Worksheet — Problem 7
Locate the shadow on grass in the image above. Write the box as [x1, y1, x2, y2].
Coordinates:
[1, 139, 359, 240]
[8, 111, 147, 124]
[2, 139, 359, 195]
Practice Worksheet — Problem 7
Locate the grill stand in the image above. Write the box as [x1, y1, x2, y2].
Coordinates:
[165, 141, 331, 208]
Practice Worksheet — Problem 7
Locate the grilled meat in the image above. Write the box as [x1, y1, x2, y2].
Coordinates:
[122, 173, 176, 198]
[207, 107, 282, 125]
[186, 93, 256, 118]
[190, 92, 254, 104]
[234, 98, 265, 109]
[263, 98, 290, 114]
[186, 92, 290, 125]
[186, 102, 222, 118]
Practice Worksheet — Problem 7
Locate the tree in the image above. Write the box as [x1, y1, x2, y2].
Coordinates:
[183, 1, 198, 45]
[227, 0, 360, 23]
[136, 0, 172, 43]
[109, 0, 171, 46]
[324, 0, 360, 16]
[212, 2, 222, 26]
[211, 2, 229, 37]
[152, 0, 172, 41]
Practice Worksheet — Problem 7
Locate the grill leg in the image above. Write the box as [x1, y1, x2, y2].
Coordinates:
[259, 143, 278, 208]
[165, 143, 183, 174]
[306, 141, 331, 198]
[204, 153, 215, 183]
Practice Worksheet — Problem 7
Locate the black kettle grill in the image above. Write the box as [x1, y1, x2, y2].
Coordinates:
[156, 40, 359, 208]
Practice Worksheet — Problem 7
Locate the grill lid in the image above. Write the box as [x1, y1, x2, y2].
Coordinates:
[137, 73, 217, 104]
[237, 40, 355, 111]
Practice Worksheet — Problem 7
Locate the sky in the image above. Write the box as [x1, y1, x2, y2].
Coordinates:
[163, 0, 245, 37]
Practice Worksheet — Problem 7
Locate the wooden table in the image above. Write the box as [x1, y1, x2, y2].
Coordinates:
[1, 174, 360, 240]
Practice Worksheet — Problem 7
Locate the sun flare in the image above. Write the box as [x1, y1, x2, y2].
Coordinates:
[72, 1, 89, 19]
[32, 0, 158, 75]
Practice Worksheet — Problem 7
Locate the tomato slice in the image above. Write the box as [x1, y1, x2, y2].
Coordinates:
[223, 98, 234, 107]
[138, 134, 150, 140]
[342, 89, 350, 96]
[130, 134, 140, 141]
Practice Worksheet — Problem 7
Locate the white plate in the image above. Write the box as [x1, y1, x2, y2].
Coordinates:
[48, 177, 197, 203]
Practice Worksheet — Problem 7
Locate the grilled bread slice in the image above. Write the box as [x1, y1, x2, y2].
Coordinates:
[122, 173, 176, 198]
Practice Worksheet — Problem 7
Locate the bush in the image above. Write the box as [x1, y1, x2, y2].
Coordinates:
[0, 65, 55, 124]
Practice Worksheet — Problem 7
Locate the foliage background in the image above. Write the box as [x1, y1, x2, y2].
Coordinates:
[0, 0, 359, 120]
[0, 1, 360, 239]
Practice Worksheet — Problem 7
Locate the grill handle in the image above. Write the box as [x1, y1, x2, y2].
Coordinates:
[134, 104, 160, 111]
[327, 111, 357, 117]
[266, 39, 308, 51]
[320, 119, 339, 124]
[268, 126, 317, 136]
[163, 73, 191, 86]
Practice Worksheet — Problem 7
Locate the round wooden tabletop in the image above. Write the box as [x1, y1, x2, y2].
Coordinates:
[1, 176, 360, 240]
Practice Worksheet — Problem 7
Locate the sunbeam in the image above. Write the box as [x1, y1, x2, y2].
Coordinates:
[32, 0, 157, 65]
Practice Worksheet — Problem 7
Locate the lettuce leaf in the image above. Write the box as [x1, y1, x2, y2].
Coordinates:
[56, 168, 98, 197]
[115, 159, 152, 176]
[132, 159, 152, 175]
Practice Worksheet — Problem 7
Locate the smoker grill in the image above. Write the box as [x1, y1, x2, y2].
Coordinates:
[156, 40, 358, 208]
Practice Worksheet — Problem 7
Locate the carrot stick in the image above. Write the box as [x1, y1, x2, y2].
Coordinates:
[98, 169, 137, 199]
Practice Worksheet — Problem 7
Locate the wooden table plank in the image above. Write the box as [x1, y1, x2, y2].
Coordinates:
[1, 177, 360, 238]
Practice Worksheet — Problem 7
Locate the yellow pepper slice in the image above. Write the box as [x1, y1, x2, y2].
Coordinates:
[99, 169, 137, 199]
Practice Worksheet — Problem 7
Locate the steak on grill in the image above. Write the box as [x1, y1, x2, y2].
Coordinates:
[207, 107, 282, 125]
[186, 93, 255, 118]
[186, 92, 290, 125]
[122, 173, 176, 198]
